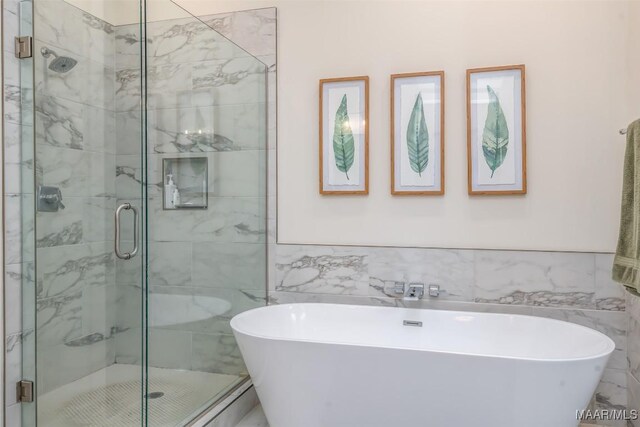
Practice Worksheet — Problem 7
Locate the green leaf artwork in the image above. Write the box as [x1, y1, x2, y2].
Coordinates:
[406, 93, 429, 176]
[482, 85, 509, 178]
[332, 94, 355, 180]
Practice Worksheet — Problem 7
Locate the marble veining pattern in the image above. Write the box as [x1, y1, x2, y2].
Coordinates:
[145, 18, 242, 66]
[19, 0, 122, 397]
[585, 369, 628, 426]
[595, 254, 627, 311]
[4, 53, 24, 125]
[34, 40, 116, 111]
[36, 96, 84, 150]
[37, 220, 83, 248]
[475, 289, 596, 308]
[201, 8, 277, 58]
[146, 105, 265, 153]
[37, 243, 114, 299]
[34, 0, 116, 64]
[192, 57, 264, 90]
[276, 244, 622, 310]
[112, 7, 273, 379]
[5, 332, 23, 408]
[36, 290, 84, 348]
[474, 250, 598, 309]
[628, 371, 640, 427]
[5, 263, 34, 336]
[276, 246, 369, 296]
[368, 247, 474, 301]
[630, 311, 640, 381]
[275, 243, 629, 415]
[147, 196, 265, 244]
[4, 120, 34, 195]
[627, 289, 640, 423]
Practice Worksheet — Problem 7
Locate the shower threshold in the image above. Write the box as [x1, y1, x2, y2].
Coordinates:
[38, 364, 242, 427]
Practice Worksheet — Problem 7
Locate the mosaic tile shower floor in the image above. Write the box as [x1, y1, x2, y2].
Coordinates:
[39, 364, 240, 427]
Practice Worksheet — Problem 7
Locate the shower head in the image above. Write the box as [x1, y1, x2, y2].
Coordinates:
[49, 56, 78, 73]
[40, 47, 77, 73]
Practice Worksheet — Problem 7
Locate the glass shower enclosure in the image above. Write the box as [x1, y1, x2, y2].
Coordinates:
[17, 0, 268, 425]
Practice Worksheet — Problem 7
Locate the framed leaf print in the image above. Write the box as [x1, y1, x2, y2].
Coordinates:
[467, 65, 526, 195]
[319, 76, 369, 195]
[391, 71, 444, 195]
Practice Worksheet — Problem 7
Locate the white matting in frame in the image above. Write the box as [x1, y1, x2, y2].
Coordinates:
[467, 65, 526, 195]
[391, 71, 444, 195]
[319, 76, 369, 195]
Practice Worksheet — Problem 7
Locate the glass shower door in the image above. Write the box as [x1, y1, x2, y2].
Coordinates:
[25, 0, 147, 425]
[17, 0, 36, 425]
[20, 0, 267, 424]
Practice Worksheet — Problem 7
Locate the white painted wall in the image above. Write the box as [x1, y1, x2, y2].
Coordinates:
[65, 0, 192, 25]
[177, 0, 637, 252]
[89, 0, 640, 252]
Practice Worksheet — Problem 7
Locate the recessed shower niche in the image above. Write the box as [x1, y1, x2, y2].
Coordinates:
[162, 157, 209, 210]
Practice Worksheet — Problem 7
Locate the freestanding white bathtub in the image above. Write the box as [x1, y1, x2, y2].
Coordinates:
[231, 303, 615, 427]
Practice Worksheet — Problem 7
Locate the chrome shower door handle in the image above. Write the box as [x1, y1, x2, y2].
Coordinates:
[115, 203, 139, 260]
[129, 204, 139, 258]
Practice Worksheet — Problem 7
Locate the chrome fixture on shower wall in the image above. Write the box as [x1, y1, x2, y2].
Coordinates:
[40, 46, 77, 72]
[37, 185, 65, 212]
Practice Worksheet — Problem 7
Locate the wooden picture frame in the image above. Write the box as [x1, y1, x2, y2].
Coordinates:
[319, 76, 369, 195]
[466, 65, 527, 195]
[390, 71, 445, 195]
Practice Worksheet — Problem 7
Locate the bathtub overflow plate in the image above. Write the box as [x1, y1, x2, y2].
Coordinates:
[403, 320, 423, 327]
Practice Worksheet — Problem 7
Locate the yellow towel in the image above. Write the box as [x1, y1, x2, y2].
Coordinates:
[613, 119, 640, 290]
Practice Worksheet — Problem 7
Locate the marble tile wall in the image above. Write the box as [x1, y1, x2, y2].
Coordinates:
[273, 244, 629, 425]
[3, 0, 118, 414]
[202, 8, 278, 294]
[113, 8, 275, 376]
[32, 0, 118, 395]
[3, 5, 275, 412]
[627, 289, 640, 427]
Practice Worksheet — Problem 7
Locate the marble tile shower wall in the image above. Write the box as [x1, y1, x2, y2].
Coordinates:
[32, 0, 118, 395]
[2, 6, 275, 416]
[3, 0, 117, 417]
[627, 290, 640, 427]
[113, 9, 275, 375]
[272, 244, 629, 425]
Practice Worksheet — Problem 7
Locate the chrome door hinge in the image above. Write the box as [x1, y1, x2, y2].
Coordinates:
[15, 36, 32, 59]
[17, 380, 34, 403]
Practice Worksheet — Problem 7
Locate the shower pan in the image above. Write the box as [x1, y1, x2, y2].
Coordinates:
[14, 0, 268, 425]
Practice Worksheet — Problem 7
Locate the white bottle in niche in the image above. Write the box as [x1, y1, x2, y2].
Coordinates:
[172, 188, 181, 208]
[202, 179, 207, 206]
[165, 174, 177, 209]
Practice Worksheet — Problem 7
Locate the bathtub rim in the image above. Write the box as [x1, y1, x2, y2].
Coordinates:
[230, 303, 616, 363]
